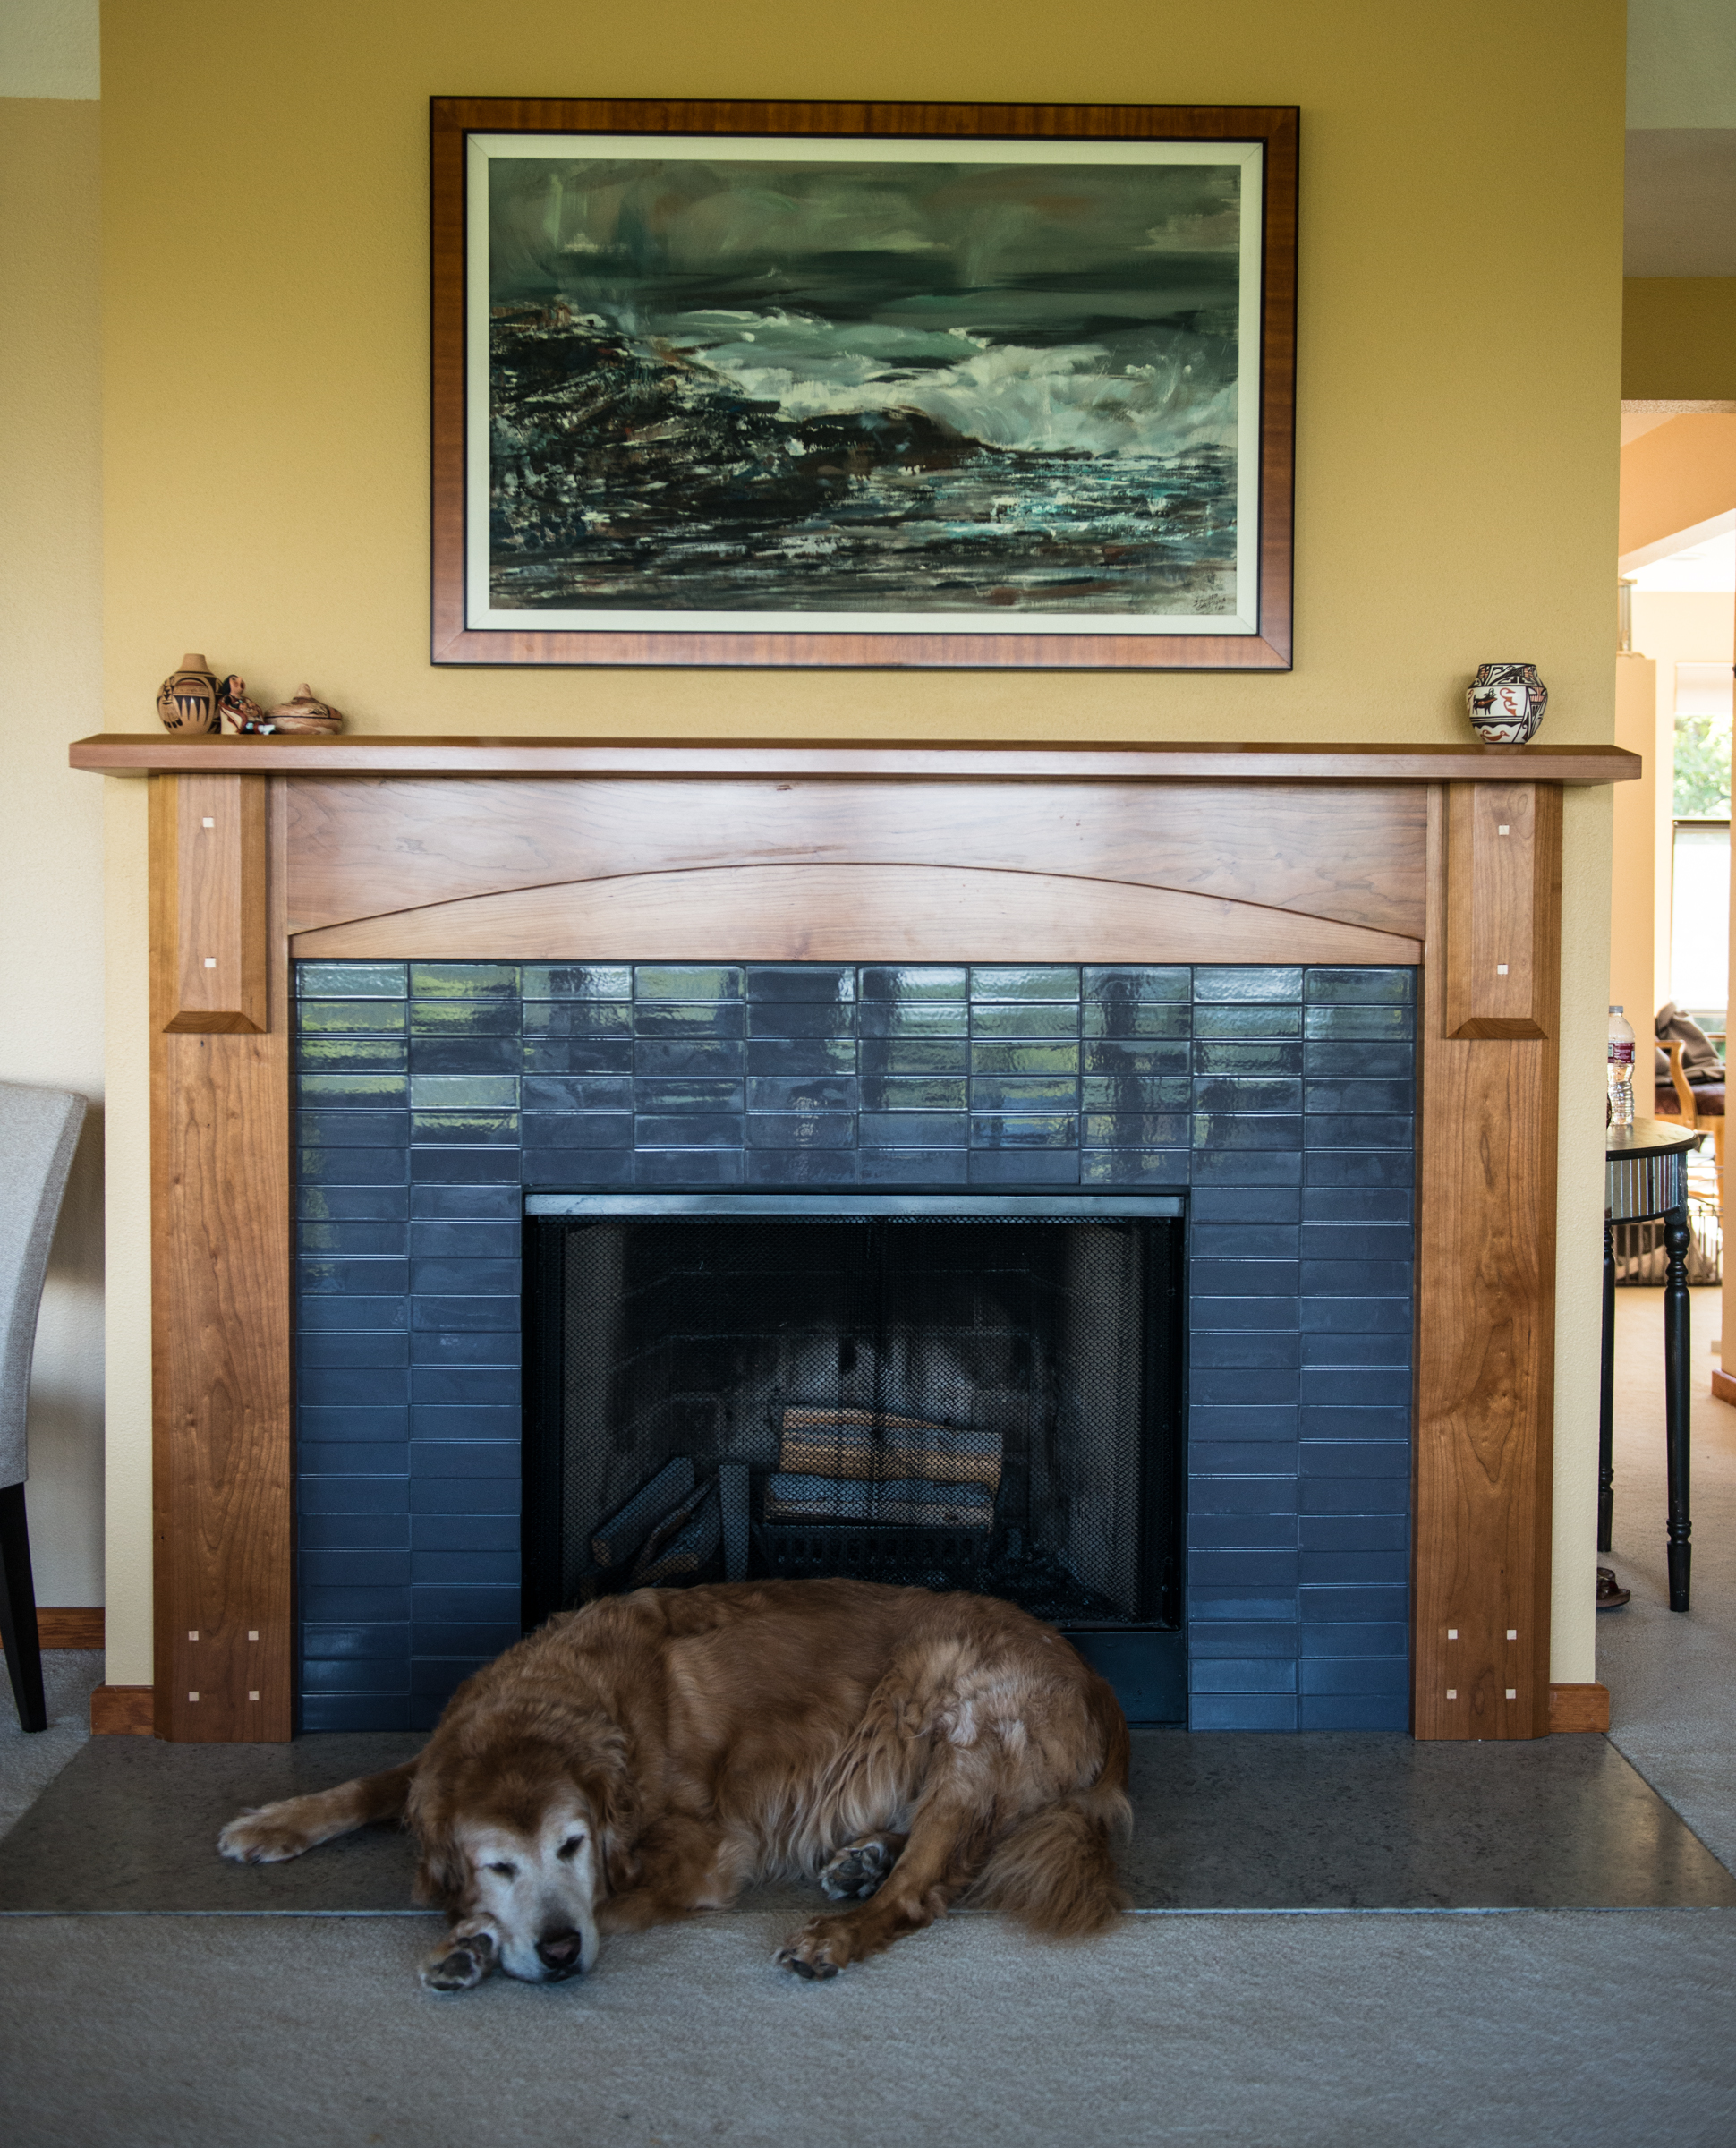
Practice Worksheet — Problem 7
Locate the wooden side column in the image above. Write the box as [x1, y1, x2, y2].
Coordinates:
[1413, 781, 1561, 1738]
[149, 774, 293, 1740]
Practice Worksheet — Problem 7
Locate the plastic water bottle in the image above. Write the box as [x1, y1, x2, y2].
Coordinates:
[1608, 1005, 1636, 1127]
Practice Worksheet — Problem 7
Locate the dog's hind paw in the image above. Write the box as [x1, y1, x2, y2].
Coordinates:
[776, 1917, 856, 1980]
[819, 1835, 900, 1902]
[421, 1931, 497, 1994]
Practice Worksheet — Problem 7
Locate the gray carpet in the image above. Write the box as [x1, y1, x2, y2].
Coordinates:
[4, 1720, 1732, 1912]
[1602, 1286, 1736, 1868]
[3, 1907, 1733, 2147]
[0, 1648, 101, 1841]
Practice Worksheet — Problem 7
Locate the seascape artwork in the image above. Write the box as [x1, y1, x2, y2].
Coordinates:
[467, 135, 1262, 635]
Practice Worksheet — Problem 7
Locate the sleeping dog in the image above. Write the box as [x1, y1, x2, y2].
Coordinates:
[218, 1578, 1130, 1988]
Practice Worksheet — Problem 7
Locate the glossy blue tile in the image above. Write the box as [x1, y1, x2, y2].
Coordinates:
[860, 1002, 970, 1038]
[1084, 1113, 1189, 1147]
[632, 1078, 743, 1112]
[1191, 1293, 1302, 1329]
[1084, 965, 1190, 1002]
[1194, 1078, 1303, 1113]
[1301, 1622, 1408, 1658]
[411, 1036, 522, 1075]
[412, 963, 521, 1001]
[410, 1075, 519, 1111]
[1301, 1223, 1414, 1262]
[746, 1075, 856, 1111]
[1299, 1295, 1412, 1334]
[1300, 1409, 1410, 1443]
[633, 1148, 745, 1187]
[412, 1368, 519, 1405]
[745, 1148, 862, 1187]
[1304, 1004, 1413, 1040]
[411, 1296, 518, 1333]
[1191, 1331, 1300, 1371]
[298, 1222, 407, 1257]
[410, 1477, 520, 1515]
[745, 1112, 855, 1148]
[411, 1441, 519, 1479]
[296, 1184, 410, 1223]
[518, 1112, 633, 1148]
[747, 1002, 855, 1041]
[410, 1111, 519, 1146]
[297, 1368, 409, 1409]
[1188, 1149, 1304, 1186]
[297, 961, 407, 999]
[521, 1039, 634, 1076]
[523, 1076, 635, 1111]
[1298, 1585, 1408, 1623]
[413, 1622, 522, 1657]
[1189, 1550, 1299, 1587]
[298, 1258, 409, 1300]
[298, 1512, 411, 1549]
[1188, 1513, 1297, 1549]
[1304, 1044, 1415, 1079]
[1188, 1590, 1298, 1624]
[413, 1514, 519, 1551]
[861, 1076, 968, 1112]
[520, 963, 634, 1000]
[1083, 1004, 1192, 1044]
[413, 1549, 519, 1585]
[521, 1149, 634, 1190]
[410, 1221, 519, 1260]
[1193, 1040, 1304, 1076]
[521, 1002, 632, 1037]
[300, 1112, 410, 1149]
[410, 1584, 521, 1624]
[411, 1257, 520, 1296]
[301, 1586, 411, 1624]
[412, 1658, 489, 1700]
[635, 1113, 745, 1146]
[1081, 1076, 1190, 1109]
[969, 1150, 1081, 1185]
[1300, 1260, 1412, 1297]
[972, 967, 1079, 1002]
[301, 1695, 415, 1730]
[634, 1002, 746, 1039]
[1187, 1623, 1298, 1658]
[969, 1003, 1079, 1039]
[1304, 1114, 1414, 1151]
[1301, 1366, 1411, 1408]
[1190, 1693, 1298, 1731]
[634, 1039, 745, 1078]
[745, 1039, 856, 1077]
[1189, 1186, 1301, 1225]
[1189, 1404, 1298, 1440]
[860, 965, 968, 1001]
[1298, 1441, 1410, 1477]
[1301, 1188, 1412, 1224]
[1188, 1476, 1300, 1513]
[298, 1001, 408, 1037]
[411, 1329, 521, 1367]
[1300, 1515, 1408, 1553]
[410, 1002, 522, 1036]
[1303, 1150, 1414, 1188]
[747, 964, 855, 1002]
[302, 1548, 412, 1588]
[1083, 1042, 1191, 1077]
[299, 1331, 411, 1371]
[972, 1114, 1078, 1149]
[1301, 1550, 1409, 1586]
[1190, 1369, 1298, 1406]
[857, 1112, 969, 1147]
[297, 1472, 408, 1514]
[1192, 1114, 1305, 1151]
[1192, 1224, 1300, 1258]
[302, 1623, 411, 1659]
[1300, 1475, 1409, 1515]
[1080, 1149, 1189, 1186]
[1189, 1659, 1297, 1692]
[1305, 968, 1413, 1004]
[634, 965, 742, 1001]
[1191, 1443, 1299, 1477]
[298, 1073, 408, 1109]
[413, 1403, 519, 1439]
[1298, 1696, 1408, 1730]
[1195, 967, 1303, 1002]
[302, 1659, 412, 1695]
[1300, 1333, 1410, 1368]
[1190, 1258, 1299, 1296]
[1194, 1004, 1304, 1038]
[409, 1183, 522, 1220]
[297, 1038, 410, 1075]
[857, 1148, 969, 1185]
[298, 1409, 410, 1443]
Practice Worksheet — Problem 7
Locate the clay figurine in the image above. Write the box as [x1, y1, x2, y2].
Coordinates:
[156, 653, 220, 735]
[218, 675, 272, 734]
[1466, 662, 1548, 745]
[264, 683, 345, 736]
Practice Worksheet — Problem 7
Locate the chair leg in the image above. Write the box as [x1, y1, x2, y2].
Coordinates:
[0, 1483, 48, 1732]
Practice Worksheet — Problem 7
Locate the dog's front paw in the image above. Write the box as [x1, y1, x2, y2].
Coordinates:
[420, 1929, 497, 1994]
[776, 1916, 854, 1981]
[217, 1803, 316, 1864]
[820, 1836, 898, 1901]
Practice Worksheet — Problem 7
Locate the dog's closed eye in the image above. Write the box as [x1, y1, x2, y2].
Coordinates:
[557, 1835, 585, 1860]
[487, 1861, 518, 1879]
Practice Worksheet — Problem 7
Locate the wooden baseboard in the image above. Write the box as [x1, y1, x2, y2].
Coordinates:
[1712, 1367, 1736, 1406]
[1548, 1682, 1611, 1733]
[38, 1607, 104, 1650]
[90, 1685, 155, 1736]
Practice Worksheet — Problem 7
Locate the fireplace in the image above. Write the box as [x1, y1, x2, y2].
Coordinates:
[73, 732, 1619, 1741]
[522, 1203, 1186, 1707]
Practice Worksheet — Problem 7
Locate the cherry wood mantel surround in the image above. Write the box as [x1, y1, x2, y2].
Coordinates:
[71, 736, 1638, 1743]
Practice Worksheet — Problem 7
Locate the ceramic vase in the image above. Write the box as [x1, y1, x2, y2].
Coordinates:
[156, 652, 220, 735]
[264, 683, 345, 736]
[1466, 662, 1547, 745]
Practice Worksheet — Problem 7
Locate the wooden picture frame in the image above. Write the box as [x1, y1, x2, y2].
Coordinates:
[430, 98, 1298, 669]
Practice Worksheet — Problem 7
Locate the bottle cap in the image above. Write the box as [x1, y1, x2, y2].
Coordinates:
[1609, 1005, 1622, 1013]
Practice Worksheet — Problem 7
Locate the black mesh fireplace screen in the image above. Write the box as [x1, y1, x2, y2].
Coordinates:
[523, 1209, 1183, 1636]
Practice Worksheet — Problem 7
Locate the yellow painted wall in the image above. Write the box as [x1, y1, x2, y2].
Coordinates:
[0, 95, 106, 1608]
[1612, 653, 1659, 1070]
[98, 0, 1627, 1691]
[1623, 279, 1736, 404]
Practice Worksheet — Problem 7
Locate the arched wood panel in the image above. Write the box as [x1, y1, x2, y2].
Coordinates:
[289, 863, 1422, 966]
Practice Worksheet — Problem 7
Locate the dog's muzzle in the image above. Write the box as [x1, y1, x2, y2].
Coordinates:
[535, 1927, 586, 1980]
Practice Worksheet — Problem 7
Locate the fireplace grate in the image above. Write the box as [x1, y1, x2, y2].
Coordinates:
[524, 1207, 1183, 1634]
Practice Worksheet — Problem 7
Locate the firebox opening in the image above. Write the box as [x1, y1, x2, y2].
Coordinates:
[523, 1195, 1186, 1718]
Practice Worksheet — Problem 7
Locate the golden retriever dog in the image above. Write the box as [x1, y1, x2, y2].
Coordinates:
[218, 1578, 1130, 1989]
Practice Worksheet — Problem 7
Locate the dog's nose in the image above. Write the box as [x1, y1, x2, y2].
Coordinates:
[536, 1929, 584, 1975]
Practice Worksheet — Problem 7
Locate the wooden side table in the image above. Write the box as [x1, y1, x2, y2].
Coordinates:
[1601, 1118, 1702, 1611]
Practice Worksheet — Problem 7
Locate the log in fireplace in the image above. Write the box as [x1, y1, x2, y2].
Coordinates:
[67, 731, 1638, 1742]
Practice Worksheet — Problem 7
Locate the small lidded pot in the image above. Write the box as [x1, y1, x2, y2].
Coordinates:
[1467, 662, 1548, 744]
[264, 683, 345, 736]
[156, 652, 220, 735]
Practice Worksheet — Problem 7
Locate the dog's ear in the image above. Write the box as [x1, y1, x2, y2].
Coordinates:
[412, 1824, 466, 1909]
[575, 1727, 639, 1897]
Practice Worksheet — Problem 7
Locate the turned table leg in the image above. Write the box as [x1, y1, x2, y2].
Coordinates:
[1663, 1203, 1693, 1613]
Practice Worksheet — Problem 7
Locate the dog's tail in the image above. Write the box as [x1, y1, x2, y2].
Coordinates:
[967, 1780, 1131, 1938]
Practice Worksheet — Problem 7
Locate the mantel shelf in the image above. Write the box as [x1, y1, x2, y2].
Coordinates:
[70, 735, 1641, 782]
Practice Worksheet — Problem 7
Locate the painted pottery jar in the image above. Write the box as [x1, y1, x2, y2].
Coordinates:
[156, 652, 220, 735]
[264, 683, 345, 736]
[1466, 662, 1548, 745]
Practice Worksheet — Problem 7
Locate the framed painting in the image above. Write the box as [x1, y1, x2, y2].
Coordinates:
[430, 98, 1297, 669]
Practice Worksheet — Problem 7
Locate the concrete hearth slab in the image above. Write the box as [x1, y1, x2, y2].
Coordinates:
[1, 1726, 1731, 1915]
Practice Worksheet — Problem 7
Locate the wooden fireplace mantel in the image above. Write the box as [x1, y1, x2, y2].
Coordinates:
[74, 732, 1636, 1745]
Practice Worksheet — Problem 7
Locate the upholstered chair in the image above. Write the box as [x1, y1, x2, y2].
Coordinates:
[0, 1082, 88, 1732]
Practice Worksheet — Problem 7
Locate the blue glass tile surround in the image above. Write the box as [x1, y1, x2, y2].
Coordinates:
[294, 959, 1416, 1735]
